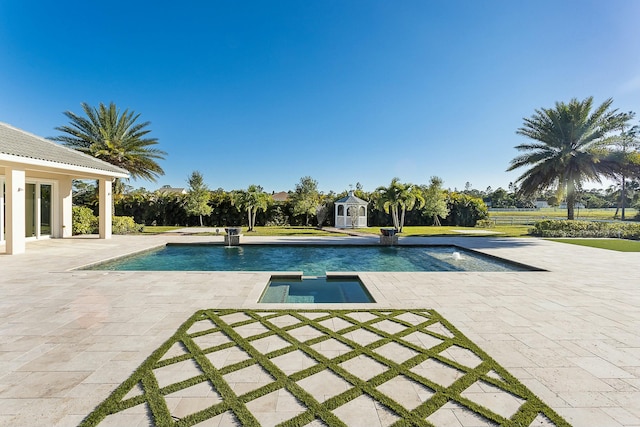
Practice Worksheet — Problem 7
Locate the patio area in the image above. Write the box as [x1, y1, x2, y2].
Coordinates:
[0, 234, 639, 426]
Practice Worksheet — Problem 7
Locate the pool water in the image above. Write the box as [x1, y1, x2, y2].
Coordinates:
[260, 277, 374, 303]
[86, 244, 532, 275]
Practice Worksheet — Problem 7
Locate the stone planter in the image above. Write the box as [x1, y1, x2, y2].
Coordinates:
[224, 227, 242, 245]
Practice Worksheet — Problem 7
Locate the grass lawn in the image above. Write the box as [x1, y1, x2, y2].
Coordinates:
[353, 225, 532, 238]
[548, 238, 640, 252]
[142, 225, 532, 237]
[141, 226, 183, 234]
[489, 207, 639, 220]
[143, 225, 338, 236]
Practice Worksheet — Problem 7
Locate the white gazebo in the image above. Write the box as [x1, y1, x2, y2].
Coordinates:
[0, 122, 129, 254]
[334, 190, 368, 228]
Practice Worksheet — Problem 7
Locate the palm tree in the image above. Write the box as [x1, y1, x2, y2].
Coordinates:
[606, 114, 640, 220]
[507, 97, 628, 220]
[231, 185, 271, 231]
[50, 102, 166, 185]
[375, 178, 425, 232]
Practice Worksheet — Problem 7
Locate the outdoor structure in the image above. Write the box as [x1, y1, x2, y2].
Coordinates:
[0, 122, 129, 254]
[334, 190, 368, 228]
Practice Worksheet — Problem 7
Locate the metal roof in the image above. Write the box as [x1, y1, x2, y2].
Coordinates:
[335, 191, 368, 204]
[0, 122, 129, 176]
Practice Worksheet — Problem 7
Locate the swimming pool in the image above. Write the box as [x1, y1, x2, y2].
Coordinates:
[86, 244, 534, 275]
[260, 277, 374, 303]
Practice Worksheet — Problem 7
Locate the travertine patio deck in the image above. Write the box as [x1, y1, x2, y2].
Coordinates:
[0, 234, 638, 426]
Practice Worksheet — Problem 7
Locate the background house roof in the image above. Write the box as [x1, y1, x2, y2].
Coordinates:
[157, 185, 187, 194]
[0, 122, 129, 176]
[272, 191, 289, 202]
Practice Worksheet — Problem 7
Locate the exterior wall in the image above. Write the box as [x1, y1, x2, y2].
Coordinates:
[5, 167, 26, 254]
[59, 176, 73, 238]
[98, 178, 113, 239]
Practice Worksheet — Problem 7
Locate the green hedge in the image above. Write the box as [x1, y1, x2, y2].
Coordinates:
[72, 206, 143, 235]
[72, 206, 99, 235]
[113, 216, 144, 234]
[530, 220, 640, 239]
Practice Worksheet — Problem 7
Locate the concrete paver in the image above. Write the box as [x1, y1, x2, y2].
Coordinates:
[1, 234, 639, 425]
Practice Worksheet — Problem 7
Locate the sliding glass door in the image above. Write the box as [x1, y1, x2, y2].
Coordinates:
[40, 184, 52, 236]
[25, 182, 53, 238]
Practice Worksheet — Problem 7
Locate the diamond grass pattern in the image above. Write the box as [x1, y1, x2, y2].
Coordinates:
[81, 309, 570, 427]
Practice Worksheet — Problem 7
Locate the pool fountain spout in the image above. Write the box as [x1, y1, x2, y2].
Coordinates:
[379, 228, 398, 246]
[224, 227, 243, 247]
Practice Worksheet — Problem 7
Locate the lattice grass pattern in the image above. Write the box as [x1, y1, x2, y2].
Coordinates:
[81, 309, 570, 426]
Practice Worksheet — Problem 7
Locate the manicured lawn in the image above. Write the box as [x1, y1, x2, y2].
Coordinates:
[244, 226, 338, 236]
[489, 208, 638, 220]
[189, 226, 338, 237]
[547, 238, 640, 252]
[353, 225, 532, 238]
[141, 226, 183, 234]
[143, 225, 532, 237]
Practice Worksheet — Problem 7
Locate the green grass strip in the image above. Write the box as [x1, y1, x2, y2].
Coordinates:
[81, 309, 571, 427]
[548, 237, 640, 252]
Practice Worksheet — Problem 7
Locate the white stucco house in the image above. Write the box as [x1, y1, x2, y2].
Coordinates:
[0, 122, 129, 254]
[334, 190, 368, 228]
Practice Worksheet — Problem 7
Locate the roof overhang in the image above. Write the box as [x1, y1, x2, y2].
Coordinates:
[0, 153, 130, 180]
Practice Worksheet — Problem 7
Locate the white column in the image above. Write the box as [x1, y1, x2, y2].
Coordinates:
[59, 177, 73, 238]
[98, 178, 113, 239]
[6, 168, 26, 254]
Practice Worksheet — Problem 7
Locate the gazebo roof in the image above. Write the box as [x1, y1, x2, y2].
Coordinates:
[335, 190, 367, 205]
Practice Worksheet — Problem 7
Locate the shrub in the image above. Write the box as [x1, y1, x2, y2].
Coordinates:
[113, 216, 144, 234]
[476, 219, 495, 228]
[445, 193, 488, 227]
[530, 220, 640, 239]
[72, 205, 98, 235]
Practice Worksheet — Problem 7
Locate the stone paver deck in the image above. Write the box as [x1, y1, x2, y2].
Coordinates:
[0, 234, 639, 426]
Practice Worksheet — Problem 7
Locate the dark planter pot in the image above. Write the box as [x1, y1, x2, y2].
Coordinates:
[225, 227, 242, 236]
[380, 228, 397, 236]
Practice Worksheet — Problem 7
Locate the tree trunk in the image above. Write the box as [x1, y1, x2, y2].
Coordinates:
[620, 177, 626, 221]
[251, 207, 257, 230]
[391, 206, 399, 230]
[199, 214, 203, 227]
[566, 180, 575, 220]
[247, 208, 253, 231]
[399, 207, 406, 232]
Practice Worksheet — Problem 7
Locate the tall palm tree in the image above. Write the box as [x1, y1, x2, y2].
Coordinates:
[507, 97, 628, 220]
[231, 185, 271, 231]
[50, 102, 166, 184]
[375, 178, 424, 232]
[606, 114, 640, 220]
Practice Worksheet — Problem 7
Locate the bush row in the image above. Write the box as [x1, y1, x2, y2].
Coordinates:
[72, 206, 143, 235]
[530, 220, 640, 239]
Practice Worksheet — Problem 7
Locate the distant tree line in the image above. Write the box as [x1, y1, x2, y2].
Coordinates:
[53, 99, 639, 228]
[73, 175, 491, 228]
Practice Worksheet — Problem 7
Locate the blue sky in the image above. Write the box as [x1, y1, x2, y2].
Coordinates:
[1, 1, 639, 194]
